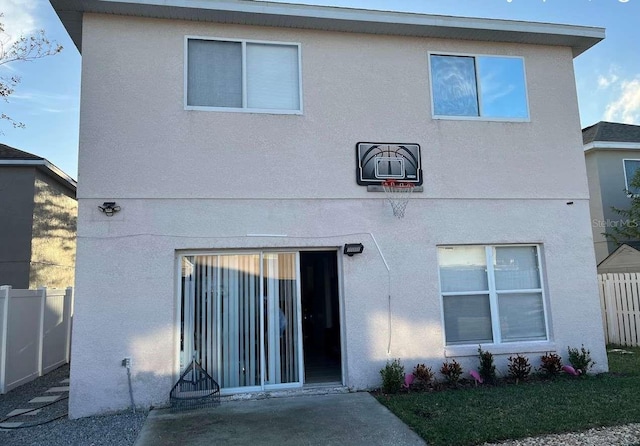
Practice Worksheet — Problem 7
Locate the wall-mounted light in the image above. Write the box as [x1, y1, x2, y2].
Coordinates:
[344, 243, 364, 256]
[98, 201, 121, 217]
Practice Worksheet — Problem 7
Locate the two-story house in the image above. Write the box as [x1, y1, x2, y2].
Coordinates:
[0, 144, 77, 289]
[583, 121, 640, 272]
[51, 0, 607, 417]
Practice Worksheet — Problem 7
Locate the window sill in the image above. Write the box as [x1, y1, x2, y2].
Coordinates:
[444, 341, 556, 358]
[432, 115, 530, 123]
[185, 105, 303, 115]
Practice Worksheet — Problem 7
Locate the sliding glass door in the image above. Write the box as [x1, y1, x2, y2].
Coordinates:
[180, 252, 302, 391]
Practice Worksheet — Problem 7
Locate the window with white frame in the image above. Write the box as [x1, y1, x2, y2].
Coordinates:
[438, 245, 547, 345]
[623, 159, 640, 196]
[429, 54, 529, 120]
[186, 38, 301, 112]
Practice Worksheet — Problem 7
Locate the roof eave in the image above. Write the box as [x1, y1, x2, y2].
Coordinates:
[584, 142, 640, 153]
[0, 159, 77, 191]
[49, 0, 604, 56]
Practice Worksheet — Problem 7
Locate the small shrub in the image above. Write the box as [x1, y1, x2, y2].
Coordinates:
[508, 354, 532, 382]
[567, 345, 595, 374]
[478, 346, 497, 384]
[440, 359, 462, 385]
[413, 363, 435, 389]
[539, 352, 563, 377]
[380, 358, 404, 394]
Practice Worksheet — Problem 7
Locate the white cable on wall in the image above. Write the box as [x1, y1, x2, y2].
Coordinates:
[78, 231, 395, 356]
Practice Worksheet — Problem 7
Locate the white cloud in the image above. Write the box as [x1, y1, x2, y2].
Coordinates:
[597, 66, 620, 90]
[0, 0, 39, 38]
[604, 77, 640, 124]
[598, 73, 619, 89]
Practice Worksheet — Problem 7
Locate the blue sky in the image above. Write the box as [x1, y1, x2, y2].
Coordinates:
[0, 0, 639, 179]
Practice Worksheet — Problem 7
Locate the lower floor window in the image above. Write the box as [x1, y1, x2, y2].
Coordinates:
[438, 245, 548, 345]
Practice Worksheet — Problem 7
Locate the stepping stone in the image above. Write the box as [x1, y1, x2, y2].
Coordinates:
[0, 422, 24, 429]
[60, 378, 70, 384]
[46, 386, 70, 393]
[29, 395, 60, 403]
[6, 408, 41, 417]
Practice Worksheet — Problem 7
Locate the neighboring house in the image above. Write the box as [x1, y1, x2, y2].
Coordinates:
[597, 243, 640, 274]
[0, 144, 77, 289]
[583, 121, 640, 269]
[51, 0, 608, 418]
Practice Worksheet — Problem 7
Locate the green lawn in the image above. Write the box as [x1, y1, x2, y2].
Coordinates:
[376, 346, 640, 446]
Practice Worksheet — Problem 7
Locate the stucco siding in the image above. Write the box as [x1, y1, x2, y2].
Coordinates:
[0, 167, 36, 288]
[589, 150, 640, 261]
[29, 172, 77, 289]
[70, 13, 605, 418]
[70, 197, 604, 417]
[585, 153, 609, 264]
[78, 14, 587, 201]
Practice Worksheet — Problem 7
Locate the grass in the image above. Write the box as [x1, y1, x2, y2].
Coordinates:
[376, 345, 640, 446]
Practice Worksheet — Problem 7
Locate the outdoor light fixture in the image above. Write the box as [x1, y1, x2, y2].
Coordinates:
[343, 243, 364, 256]
[98, 201, 121, 217]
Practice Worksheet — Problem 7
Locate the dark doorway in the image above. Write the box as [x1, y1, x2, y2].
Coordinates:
[300, 251, 342, 384]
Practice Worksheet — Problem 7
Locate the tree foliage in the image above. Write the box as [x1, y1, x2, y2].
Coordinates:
[604, 168, 640, 244]
[0, 13, 62, 130]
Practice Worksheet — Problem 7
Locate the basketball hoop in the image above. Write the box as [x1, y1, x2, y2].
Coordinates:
[382, 180, 414, 219]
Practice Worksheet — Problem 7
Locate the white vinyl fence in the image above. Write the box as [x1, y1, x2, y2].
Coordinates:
[0, 286, 73, 394]
[598, 273, 640, 347]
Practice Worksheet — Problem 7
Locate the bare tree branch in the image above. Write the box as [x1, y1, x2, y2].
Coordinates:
[0, 12, 63, 131]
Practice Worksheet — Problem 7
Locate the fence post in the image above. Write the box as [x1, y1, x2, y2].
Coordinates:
[598, 274, 607, 343]
[65, 287, 73, 363]
[603, 275, 619, 344]
[0, 285, 12, 394]
[37, 287, 46, 377]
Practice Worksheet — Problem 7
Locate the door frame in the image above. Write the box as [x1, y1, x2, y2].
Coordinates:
[175, 250, 304, 394]
[175, 247, 346, 393]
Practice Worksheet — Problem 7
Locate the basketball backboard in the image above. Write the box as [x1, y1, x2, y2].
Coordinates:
[356, 143, 422, 186]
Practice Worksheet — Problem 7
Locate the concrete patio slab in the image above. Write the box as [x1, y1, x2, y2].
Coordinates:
[134, 392, 425, 446]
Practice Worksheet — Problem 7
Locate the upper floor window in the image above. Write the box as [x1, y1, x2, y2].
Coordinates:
[438, 245, 547, 346]
[429, 54, 529, 120]
[186, 38, 302, 113]
[623, 159, 640, 196]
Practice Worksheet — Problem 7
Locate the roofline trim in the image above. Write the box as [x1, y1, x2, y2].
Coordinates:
[50, 0, 605, 56]
[584, 141, 640, 153]
[0, 159, 77, 189]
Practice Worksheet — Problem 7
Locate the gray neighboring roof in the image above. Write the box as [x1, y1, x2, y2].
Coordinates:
[583, 122, 640, 145]
[0, 143, 44, 160]
[0, 143, 77, 191]
[49, 0, 604, 56]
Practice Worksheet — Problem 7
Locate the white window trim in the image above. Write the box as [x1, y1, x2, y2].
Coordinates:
[184, 35, 304, 115]
[445, 341, 557, 358]
[623, 159, 640, 196]
[427, 52, 531, 122]
[438, 244, 550, 348]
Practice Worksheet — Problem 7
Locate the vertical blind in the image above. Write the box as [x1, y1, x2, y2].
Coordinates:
[181, 253, 300, 389]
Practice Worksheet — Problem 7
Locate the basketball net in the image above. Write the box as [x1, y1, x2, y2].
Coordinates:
[381, 180, 414, 219]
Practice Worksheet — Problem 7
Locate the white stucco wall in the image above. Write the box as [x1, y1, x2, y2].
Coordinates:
[70, 13, 606, 417]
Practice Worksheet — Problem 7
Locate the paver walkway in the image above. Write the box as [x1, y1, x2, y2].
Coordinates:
[0, 372, 69, 430]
